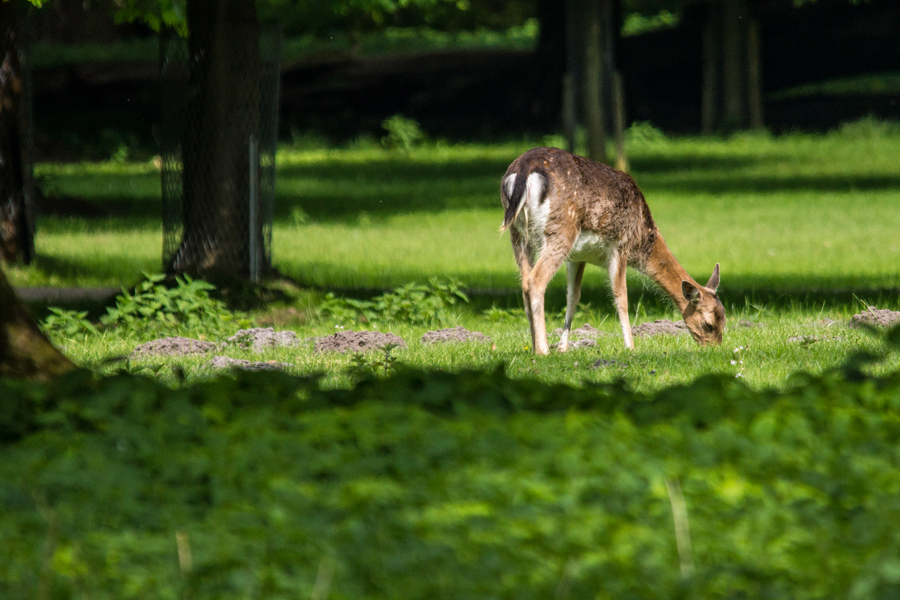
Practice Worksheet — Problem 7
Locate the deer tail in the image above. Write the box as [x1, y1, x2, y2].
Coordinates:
[500, 170, 548, 232]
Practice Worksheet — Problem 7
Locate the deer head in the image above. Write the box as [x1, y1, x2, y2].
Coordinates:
[680, 264, 725, 345]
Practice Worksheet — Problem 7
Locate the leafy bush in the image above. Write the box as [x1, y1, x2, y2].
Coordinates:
[4, 355, 900, 599]
[381, 114, 425, 152]
[100, 273, 240, 338]
[835, 116, 900, 140]
[41, 308, 99, 340]
[625, 120, 668, 145]
[484, 304, 527, 323]
[320, 278, 469, 327]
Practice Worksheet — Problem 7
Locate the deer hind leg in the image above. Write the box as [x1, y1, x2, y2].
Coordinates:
[525, 232, 576, 355]
[609, 248, 634, 349]
[559, 261, 586, 352]
[510, 227, 537, 346]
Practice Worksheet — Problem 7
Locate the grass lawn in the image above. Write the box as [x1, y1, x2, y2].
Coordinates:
[9, 121, 900, 391]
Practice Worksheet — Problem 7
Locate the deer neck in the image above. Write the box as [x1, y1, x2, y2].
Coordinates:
[642, 231, 697, 314]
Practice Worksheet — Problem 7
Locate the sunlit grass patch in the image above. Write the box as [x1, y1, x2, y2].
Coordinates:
[9, 126, 900, 391]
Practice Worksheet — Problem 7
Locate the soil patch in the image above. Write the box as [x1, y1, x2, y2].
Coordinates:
[632, 320, 687, 337]
[788, 335, 821, 345]
[551, 323, 604, 340]
[592, 358, 627, 369]
[849, 307, 900, 329]
[314, 330, 407, 354]
[132, 337, 217, 358]
[563, 338, 597, 350]
[550, 323, 603, 349]
[421, 327, 491, 345]
[224, 327, 299, 351]
[206, 356, 293, 371]
[738, 319, 767, 328]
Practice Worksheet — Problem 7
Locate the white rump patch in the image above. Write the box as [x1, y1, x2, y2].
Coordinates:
[524, 172, 547, 211]
[503, 173, 517, 201]
[503, 171, 548, 237]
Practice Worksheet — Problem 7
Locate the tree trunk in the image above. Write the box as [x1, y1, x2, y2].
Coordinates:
[700, 0, 763, 133]
[0, 1, 34, 266]
[0, 265, 75, 381]
[747, 18, 764, 129]
[171, 0, 265, 280]
[701, 3, 720, 135]
[582, 0, 607, 164]
[721, 0, 745, 129]
[563, 0, 579, 152]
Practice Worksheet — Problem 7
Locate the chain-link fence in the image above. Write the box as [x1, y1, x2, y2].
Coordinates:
[159, 25, 280, 281]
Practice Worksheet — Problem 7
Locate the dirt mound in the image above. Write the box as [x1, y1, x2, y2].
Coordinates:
[421, 327, 491, 345]
[206, 356, 293, 371]
[561, 338, 597, 350]
[632, 320, 687, 337]
[591, 358, 627, 369]
[132, 337, 217, 358]
[788, 335, 820, 345]
[550, 323, 604, 340]
[738, 319, 767, 328]
[314, 330, 407, 354]
[224, 327, 299, 351]
[849, 307, 900, 329]
[550, 323, 603, 349]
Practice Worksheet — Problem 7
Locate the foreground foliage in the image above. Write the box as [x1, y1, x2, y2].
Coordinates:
[3, 358, 900, 599]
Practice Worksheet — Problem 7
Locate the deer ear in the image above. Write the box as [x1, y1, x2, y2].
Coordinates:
[682, 281, 701, 305]
[706, 263, 720, 291]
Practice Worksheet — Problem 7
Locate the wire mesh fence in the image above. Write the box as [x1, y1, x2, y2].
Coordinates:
[159, 25, 281, 281]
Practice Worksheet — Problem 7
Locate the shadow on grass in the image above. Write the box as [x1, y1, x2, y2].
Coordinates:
[274, 156, 511, 220]
[292, 271, 899, 316]
[37, 194, 163, 220]
[30, 254, 154, 287]
[635, 173, 900, 195]
[40, 151, 900, 225]
[629, 155, 765, 174]
[277, 155, 900, 223]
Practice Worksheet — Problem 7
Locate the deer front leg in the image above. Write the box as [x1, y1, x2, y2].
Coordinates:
[559, 261, 586, 352]
[610, 249, 634, 349]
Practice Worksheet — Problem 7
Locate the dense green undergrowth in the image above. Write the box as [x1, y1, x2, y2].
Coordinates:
[3, 354, 900, 599]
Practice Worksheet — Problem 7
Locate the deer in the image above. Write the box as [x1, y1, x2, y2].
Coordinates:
[500, 147, 725, 354]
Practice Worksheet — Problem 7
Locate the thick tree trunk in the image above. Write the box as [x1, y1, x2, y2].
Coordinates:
[562, 0, 579, 152]
[700, 3, 720, 135]
[171, 0, 265, 280]
[747, 18, 764, 129]
[700, 0, 763, 133]
[0, 266, 75, 380]
[582, 0, 607, 163]
[721, 0, 745, 129]
[0, 1, 34, 266]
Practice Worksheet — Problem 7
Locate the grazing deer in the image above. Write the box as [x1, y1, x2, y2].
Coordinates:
[500, 147, 725, 354]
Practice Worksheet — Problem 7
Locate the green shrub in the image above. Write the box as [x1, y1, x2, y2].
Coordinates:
[100, 273, 240, 338]
[320, 277, 469, 327]
[3, 357, 900, 599]
[41, 308, 99, 340]
[835, 116, 900, 140]
[381, 114, 425, 152]
[625, 120, 668, 145]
